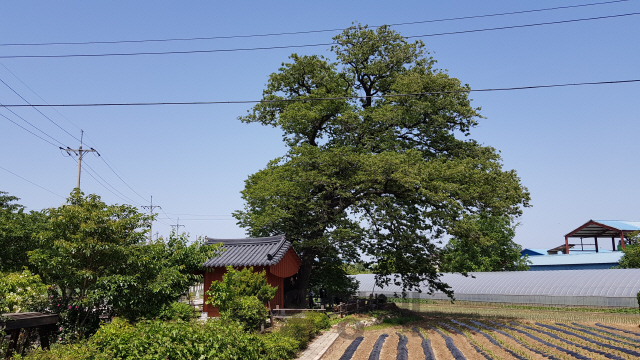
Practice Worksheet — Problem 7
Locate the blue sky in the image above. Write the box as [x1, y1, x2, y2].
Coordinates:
[1, 0, 638, 250]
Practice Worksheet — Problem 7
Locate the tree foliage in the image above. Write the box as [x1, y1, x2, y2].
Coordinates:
[235, 24, 530, 298]
[0, 270, 48, 313]
[439, 214, 530, 273]
[0, 191, 45, 272]
[618, 232, 640, 268]
[28, 190, 213, 338]
[206, 266, 277, 330]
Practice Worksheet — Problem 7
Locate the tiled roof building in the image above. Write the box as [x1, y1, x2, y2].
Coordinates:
[202, 235, 301, 317]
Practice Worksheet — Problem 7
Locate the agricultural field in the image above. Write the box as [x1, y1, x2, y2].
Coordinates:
[322, 306, 640, 359]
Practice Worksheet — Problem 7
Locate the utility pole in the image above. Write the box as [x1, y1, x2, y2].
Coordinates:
[171, 217, 185, 235]
[62, 130, 98, 190]
[141, 196, 161, 243]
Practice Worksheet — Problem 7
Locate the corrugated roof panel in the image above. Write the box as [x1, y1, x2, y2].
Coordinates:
[354, 269, 640, 299]
[528, 252, 622, 266]
[595, 220, 640, 231]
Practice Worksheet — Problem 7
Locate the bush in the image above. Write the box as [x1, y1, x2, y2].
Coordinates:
[23, 318, 300, 360]
[157, 301, 196, 321]
[304, 311, 330, 331]
[206, 266, 276, 331]
[0, 270, 48, 313]
[261, 332, 300, 360]
[221, 296, 268, 330]
[280, 316, 316, 349]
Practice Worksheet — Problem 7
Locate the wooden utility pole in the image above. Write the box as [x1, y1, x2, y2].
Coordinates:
[141, 196, 161, 243]
[171, 217, 185, 235]
[62, 130, 98, 189]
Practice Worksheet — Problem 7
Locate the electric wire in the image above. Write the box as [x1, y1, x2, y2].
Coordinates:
[0, 62, 153, 204]
[0, 0, 631, 47]
[0, 62, 82, 131]
[98, 157, 150, 203]
[0, 164, 65, 198]
[0, 111, 61, 147]
[82, 162, 145, 206]
[1, 12, 637, 59]
[0, 76, 81, 142]
[74, 157, 142, 206]
[0, 100, 68, 147]
[0, 79, 637, 108]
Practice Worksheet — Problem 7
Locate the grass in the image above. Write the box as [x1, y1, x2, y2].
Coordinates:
[395, 302, 640, 325]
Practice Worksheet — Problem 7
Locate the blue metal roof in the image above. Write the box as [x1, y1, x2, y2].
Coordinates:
[594, 220, 640, 231]
[521, 248, 548, 256]
[527, 252, 622, 266]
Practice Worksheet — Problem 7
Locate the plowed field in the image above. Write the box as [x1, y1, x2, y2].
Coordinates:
[322, 319, 640, 359]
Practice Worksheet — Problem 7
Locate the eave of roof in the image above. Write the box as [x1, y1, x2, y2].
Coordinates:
[203, 235, 294, 267]
[566, 220, 640, 238]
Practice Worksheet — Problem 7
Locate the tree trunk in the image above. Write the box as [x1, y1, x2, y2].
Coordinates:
[291, 255, 314, 307]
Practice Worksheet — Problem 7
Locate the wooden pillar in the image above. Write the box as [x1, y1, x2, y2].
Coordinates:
[620, 232, 626, 250]
[564, 236, 569, 254]
[612, 237, 616, 251]
[594, 237, 598, 252]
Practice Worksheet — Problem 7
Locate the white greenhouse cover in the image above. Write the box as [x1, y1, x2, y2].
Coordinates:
[354, 269, 640, 307]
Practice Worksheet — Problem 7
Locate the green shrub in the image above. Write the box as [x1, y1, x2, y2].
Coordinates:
[280, 316, 316, 349]
[0, 270, 48, 313]
[157, 301, 196, 321]
[221, 296, 268, 330]
[206, 266, 276, 331]
[304, 311, 330, 331]
[24, 318, 300, 360]
[261, 332, 299, 360]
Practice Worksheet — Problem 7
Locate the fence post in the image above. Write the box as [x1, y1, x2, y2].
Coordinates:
[340, 302, 344, 318]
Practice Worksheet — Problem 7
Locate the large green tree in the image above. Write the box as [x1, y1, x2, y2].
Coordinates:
[29, 190, 213, 338]
[618, 231, 640, 268]
[439, 214, 530, 273]
[0, 191, 45, 272]
[235, 24, 530, 301]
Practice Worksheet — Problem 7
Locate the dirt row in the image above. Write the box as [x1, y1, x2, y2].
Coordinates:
[320, 319, 640, 360]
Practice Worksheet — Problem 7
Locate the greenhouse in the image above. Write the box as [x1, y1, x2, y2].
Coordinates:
[354, 269, 640, 307]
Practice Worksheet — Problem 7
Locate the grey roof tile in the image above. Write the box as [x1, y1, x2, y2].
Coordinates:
[203, 235, 292, 267]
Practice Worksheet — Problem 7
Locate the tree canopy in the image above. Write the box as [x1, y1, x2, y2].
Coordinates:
[439, 214, 530, 273]
[0, 191, 45, 272]
[618, 232, 640, 268]
[28, 190, 213, 337]
[234, 24, 530, 299]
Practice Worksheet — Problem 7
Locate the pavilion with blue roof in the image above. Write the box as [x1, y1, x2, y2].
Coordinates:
[564, 220, 640, 254]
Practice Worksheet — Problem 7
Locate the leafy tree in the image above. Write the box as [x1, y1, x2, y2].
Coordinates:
[309, 253, 359, 304]
[234, 24, 530, 301]
[206, 266, 277, 330]
[618, 232, 640, 268]
[28, 190, 213, 338]
[439, 214, 529, 273]
[0, 191, 45, 272]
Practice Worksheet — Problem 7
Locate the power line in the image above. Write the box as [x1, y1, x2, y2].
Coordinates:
[0, 164, 65, 198]
[83, 162, 144, 206]
[0, 63, 153, 201]
[1, 12, 638, 59]
[0, 103, 68, 147]
[0, 112, 60, 147]
[158, 218, 235, 221]
[0, 0, 630, 47]
[98, 157, 149, 203]
[0, 76, 81, 142]
[0, 62, 82, 131]
[0, 79, 638, 108]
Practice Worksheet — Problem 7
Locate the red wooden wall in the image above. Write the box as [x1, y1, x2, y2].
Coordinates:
[203, 248, 301, 317]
